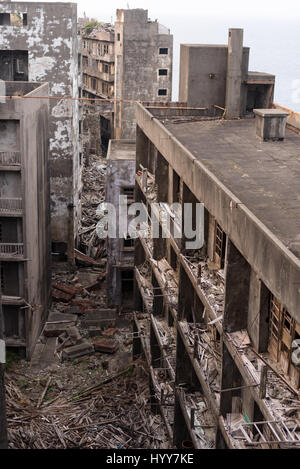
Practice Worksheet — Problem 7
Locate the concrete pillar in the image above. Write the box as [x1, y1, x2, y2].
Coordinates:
[219, 342, 242, 417]
[225, 28, 243, 119]
[155, 152, 169, 202]
[153, 222, 166, 260]
[223, 239, 251, 332]
[152, 272, 164, 317]
[136, 126, 148, 169]
[247, 272, 270, 353]
[150, 322, 161, 367]
[178, 264, 193, 321]
[173, 393, 191, 448]
[132, 319, 143, 360]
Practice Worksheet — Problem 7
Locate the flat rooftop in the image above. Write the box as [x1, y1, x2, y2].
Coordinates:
[107, 140, 136, 160]
[163, 117, 300, 259]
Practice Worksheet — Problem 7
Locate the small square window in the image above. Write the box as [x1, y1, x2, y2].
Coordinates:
[158, 69, 168, 76]
[122, 186, 134, 202]
[159, 48, 168, 55]
[123, 235, 135, 251]
[158, 89, 167, 96]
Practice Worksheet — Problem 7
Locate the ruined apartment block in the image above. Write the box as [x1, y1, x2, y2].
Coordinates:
[106, 140, 136, 309]
[81, 22, 115, 100]
[0, 2, 80, 258]
[114, 9, 173, 139]
[133, 30, 300, 448]
[0, 82, 50, 359]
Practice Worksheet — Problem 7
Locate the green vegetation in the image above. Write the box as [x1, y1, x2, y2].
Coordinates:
[84, 21, 100, 35]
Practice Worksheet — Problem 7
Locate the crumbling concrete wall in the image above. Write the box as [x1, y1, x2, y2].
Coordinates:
[179, 44, 249, 115]
[0, 81, 51, 359]
[114, 9, 173, 139]
[0, 2, 80, 256]
[106, 140, 136, 307]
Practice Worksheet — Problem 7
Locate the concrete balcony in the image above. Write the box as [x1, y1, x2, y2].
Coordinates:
[0, 151, 21, 170]
[0, 243, 24, 259]
[0, 197, 23, 216]
[84, 66, 114, 83]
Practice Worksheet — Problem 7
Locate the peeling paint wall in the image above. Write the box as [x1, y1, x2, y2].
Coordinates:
[114, 9, 173, 139]
[106, 140, 136, 307]
[0, 2, 80, 254]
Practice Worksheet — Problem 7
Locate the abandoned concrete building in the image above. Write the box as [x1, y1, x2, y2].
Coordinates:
[81, 22, 115, 100]
[0, 1, 81, 259]
[132, 30, 300, 448]
[79, 9, 173, 142]
[106, 140, 136, 309]
[0, 1, 299, 450]
[0, 82, 50, 359]
[114, 8, 173, 139]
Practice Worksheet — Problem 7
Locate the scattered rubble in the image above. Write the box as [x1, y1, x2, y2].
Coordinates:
[5, 361, 170, 449]
[79, 155, 107, 261]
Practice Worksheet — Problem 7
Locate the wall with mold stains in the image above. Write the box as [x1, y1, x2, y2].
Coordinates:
[0, 2, 81, 257]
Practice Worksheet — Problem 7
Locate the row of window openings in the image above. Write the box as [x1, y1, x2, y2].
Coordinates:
[82, 57, 113, 75]
[83, 40, 168, 57]
[83, 41, 110, 56]
[213, 222, 300, 386]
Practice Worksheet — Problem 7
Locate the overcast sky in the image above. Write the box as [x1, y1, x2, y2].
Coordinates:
[26, 0, 300, 109]
[75, 0, 300, 21]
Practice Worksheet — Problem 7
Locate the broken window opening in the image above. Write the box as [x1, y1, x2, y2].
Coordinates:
[268, 294, 300, 388]
[214, 222, 226, 269]
[0, 50, 28, 81]
[121, 186, 134, 203]
[0, 13, 27, 27]
[122, 235, 135, 251]
[159, 48, 168, 55]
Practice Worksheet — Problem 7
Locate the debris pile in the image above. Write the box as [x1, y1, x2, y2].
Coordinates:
[79, 155, 107, 261]
[6, 361, 170, 449]
[184, 254, 225, 317]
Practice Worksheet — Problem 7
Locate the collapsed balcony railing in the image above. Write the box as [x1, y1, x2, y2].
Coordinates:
[0, 197, 23, 213]
[225, 415, 300, 448]
[0, 243, 24, 257]
[0, 151, 21, 165]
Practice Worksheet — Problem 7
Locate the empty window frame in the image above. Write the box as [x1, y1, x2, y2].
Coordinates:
[122, 235, 135, 251]
[0, 50, 28, 81]
[214, 222, 226, 269]
[0, 13, 27, 26]
[117, 33, 120, 41]
[268, 295, 300, 388]
[158, 68, 168, 76]
[121, 186, 134, 203]
[158, 89, 167, 96]
[159, 48, 168, 55]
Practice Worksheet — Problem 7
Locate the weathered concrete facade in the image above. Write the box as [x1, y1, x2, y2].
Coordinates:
[133, 101, 300, 448]
[106, 140, 136, 309]
[179, 29, 275, 117]
[132, 28, 300, 448]
[0, 2, 80, 257]
[114, 9, 173, 139]
[81, 23, 115, 100]
[0, 82, 51, 359]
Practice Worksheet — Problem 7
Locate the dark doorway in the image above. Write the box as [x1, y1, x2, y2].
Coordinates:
[121, 269, 134, 309]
